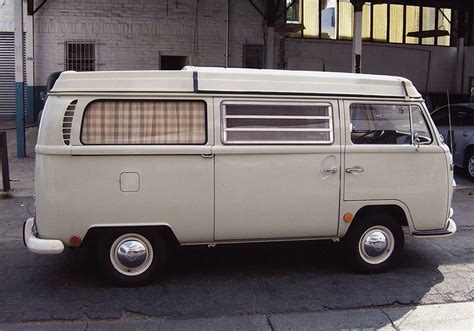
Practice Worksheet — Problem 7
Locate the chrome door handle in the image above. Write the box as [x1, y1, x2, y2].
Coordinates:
[345, 166, 364, 174]
[200, 153, 215, 158]
[321, 168, 338, 175]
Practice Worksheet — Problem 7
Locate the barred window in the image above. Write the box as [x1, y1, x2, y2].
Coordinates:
[221, 102, 333, 144]
[81, 100, 206, 145]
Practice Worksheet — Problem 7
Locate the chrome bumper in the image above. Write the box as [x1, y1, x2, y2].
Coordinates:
[23, 218, 64, 254]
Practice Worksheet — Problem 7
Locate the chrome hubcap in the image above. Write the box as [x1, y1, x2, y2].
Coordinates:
[358, 226, 394, 265]
[468, 155, 474, 177]
[110, 234, 153, 276]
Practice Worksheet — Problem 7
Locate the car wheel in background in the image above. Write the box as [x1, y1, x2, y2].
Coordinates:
[465, 150, 474, 182]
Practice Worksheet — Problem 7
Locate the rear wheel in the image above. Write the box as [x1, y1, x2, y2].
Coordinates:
[98, 230, 167, 286]
[345, 213, 404, 273]
[464, 150, 474, 182]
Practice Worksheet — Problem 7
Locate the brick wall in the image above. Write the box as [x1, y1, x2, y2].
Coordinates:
[33, 0, 275, 85]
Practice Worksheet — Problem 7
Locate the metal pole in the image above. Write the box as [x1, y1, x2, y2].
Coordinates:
[224, 0, 230, 68]
[266, 26, 275, 69]
[351, 0, 363, 73]
[0, 132, 11, 192]
[26, 10, 35, 122]
[15, 0, 26, 157]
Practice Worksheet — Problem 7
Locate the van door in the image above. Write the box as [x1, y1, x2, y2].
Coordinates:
[213, 98, 341, 241]
[343, 100, 449, 231]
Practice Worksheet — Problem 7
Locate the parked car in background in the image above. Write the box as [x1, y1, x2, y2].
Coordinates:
[430, 103, 474, 181]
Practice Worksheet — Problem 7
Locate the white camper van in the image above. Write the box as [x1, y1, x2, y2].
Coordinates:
[24, 67, 456, 285]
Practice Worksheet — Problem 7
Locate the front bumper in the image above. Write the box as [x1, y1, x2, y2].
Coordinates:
[23, 218, 64, 254]
[412, 209, 457, 238]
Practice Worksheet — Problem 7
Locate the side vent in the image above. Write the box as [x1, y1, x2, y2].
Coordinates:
[62, 100, 77, 145]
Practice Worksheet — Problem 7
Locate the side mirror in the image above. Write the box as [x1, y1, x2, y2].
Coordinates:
[39, 91, 46, 101]
[413, 132, 421, 150]
[439, 133, 445, 143]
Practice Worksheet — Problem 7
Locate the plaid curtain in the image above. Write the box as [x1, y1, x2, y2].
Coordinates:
[81, 100, 206, 145]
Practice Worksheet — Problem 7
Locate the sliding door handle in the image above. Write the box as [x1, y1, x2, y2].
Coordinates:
[321, 168, 338, 175]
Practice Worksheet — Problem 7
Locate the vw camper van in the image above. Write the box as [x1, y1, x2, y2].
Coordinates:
[24, 67, 456, 285]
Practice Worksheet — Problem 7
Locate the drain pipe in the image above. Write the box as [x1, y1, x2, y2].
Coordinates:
[225, 0, 230, 67]
[191, 0, 198, 65]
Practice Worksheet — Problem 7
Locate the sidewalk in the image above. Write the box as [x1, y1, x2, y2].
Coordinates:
[1, 302, 473, 330]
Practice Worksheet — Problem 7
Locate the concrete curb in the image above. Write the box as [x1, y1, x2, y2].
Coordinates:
[1, 302, 473, 331]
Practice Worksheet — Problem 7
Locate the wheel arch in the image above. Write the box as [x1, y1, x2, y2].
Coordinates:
[345, 204, 409, 237]
[81, 225, 181, 249]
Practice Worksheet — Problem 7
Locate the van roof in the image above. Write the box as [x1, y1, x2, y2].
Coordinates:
[51, 66, 421, 99]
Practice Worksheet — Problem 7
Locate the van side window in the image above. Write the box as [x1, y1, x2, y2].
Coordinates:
[350, 104, 412, 145]
[411, 105, 432, 144]
[221, 103, 333, 144]
[81, 100, 206, 145]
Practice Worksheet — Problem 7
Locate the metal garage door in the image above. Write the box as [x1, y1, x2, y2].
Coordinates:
[0, 32, 15, 119]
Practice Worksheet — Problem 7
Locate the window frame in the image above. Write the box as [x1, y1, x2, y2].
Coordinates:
[292, 1, 452, 47]
[80, 99, 208, 146]
[410, 104, 433, 145]
[220, 100, 334, 145]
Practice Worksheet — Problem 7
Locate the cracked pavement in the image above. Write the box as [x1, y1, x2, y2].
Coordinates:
[0, 188, 473, 329]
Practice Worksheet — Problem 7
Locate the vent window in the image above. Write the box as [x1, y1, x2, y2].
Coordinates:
[62, 100, 77, 145]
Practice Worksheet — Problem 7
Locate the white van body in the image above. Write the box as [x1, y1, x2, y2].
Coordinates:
[24, 67, 456, 284]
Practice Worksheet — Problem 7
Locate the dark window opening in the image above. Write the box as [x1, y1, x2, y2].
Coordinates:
[243, 44, 265, 69]
[160, 55, 189, 70]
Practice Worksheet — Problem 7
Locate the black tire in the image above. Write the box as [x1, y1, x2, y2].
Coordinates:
[344, 213, 404, 274]
[464, 150, 474, 182]
[97, 229, 167, 286]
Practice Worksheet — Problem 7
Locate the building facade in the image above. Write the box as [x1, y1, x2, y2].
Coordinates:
[0, 0, 473, 119]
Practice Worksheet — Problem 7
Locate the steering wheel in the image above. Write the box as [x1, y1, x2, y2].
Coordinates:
[355, 130, 385, 143]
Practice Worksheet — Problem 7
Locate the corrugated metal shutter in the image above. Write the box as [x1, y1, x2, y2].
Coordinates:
[0, 32, 26, 120]
[0, 32, 15, 119]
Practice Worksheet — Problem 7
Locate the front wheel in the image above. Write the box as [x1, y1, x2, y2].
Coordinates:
[98, 230, 167, 286]
[344, 214, 404, 273]
[464, 150, 474, 182]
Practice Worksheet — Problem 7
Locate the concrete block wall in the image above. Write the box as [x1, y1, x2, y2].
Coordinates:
[284, 38, 465, 94]
[464, 46, 474, 96]
[33, 0, 269, 85]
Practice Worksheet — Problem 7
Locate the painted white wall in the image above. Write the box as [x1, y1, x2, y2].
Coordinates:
[0, 0, 14, 32]
[285, 38, 462, 94]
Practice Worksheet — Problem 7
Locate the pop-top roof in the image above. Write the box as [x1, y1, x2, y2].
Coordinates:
[51, 66, 421, 99]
